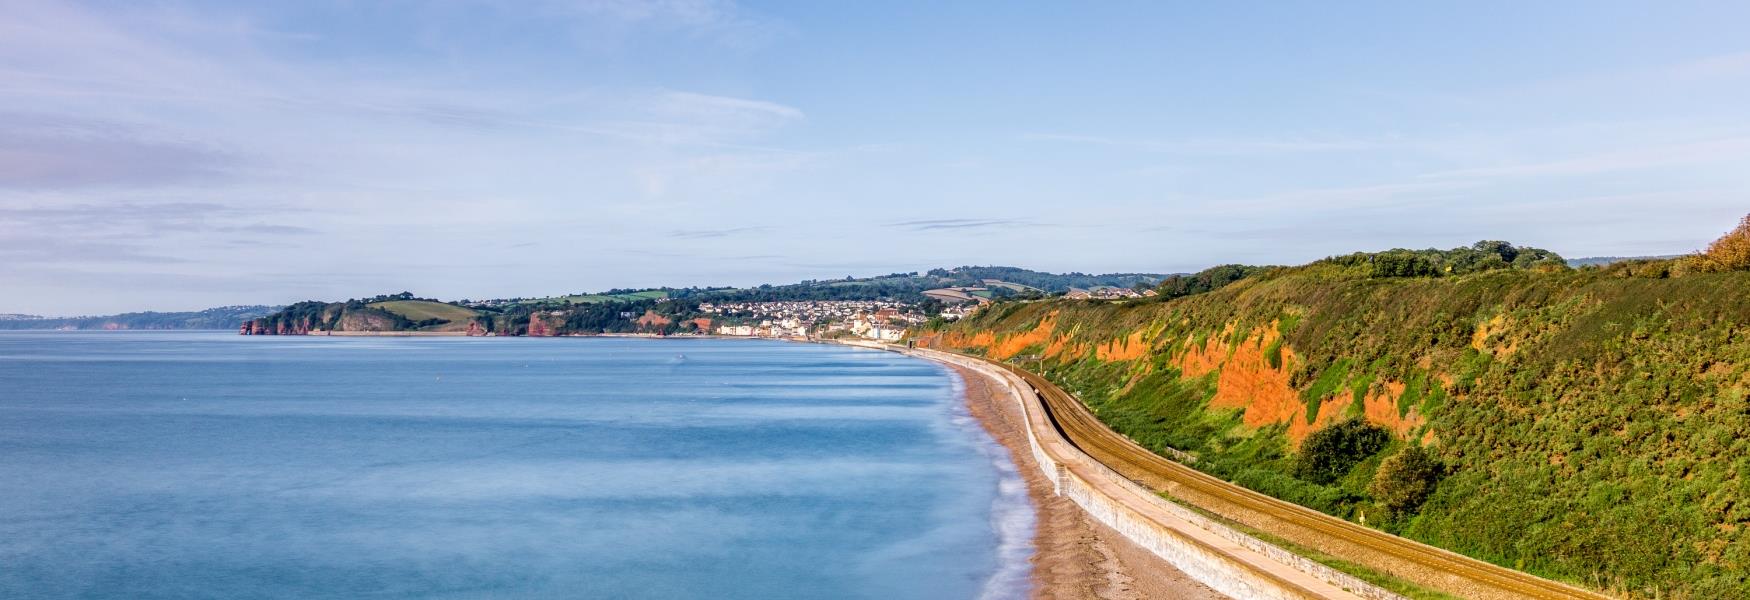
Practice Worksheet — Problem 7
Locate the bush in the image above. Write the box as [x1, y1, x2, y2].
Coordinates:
[1370, 445, 1443, 513]
[1697, 214, 1750, 272]
[1294, 420, 1391, 484]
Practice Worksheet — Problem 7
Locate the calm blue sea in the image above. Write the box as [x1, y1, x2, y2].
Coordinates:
[0, 332, 1031, 599]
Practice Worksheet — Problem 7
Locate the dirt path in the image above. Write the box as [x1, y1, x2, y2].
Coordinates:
[951, 364, 1228, 600]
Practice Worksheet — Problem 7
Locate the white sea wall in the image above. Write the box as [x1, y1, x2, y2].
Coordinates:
[912, 349, 1401, 600]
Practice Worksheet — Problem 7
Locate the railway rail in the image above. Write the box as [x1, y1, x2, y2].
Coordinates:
[972, 355, 1609, 600]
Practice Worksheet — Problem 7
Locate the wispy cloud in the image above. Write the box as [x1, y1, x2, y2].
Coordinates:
[658, 91, 804, 121]
[886, 218, 1033, 231]
[1021, 133, 1386, 156]
[668, 225, 770, 239]
[0, 113, 239, 188]
[225, 223, 314, 235]
[526, 0, 779, 43]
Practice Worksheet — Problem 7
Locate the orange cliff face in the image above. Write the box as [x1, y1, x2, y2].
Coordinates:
[1095, 330, 1150, 362]
[914, 313, 1437, 448]
[933, 311, 1066, 360]
[1191, 323, 1304, 432]
[636, 311, 672, 332]
[1173, 321, 1431, 446]
[526, 314, 557, 337]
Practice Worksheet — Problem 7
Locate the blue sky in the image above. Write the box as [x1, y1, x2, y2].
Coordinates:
[3, 1, 1748, 314]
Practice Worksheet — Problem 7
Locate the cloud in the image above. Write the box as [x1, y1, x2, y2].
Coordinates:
[659, 91, 804, 121]
[0, 113, 238, 188]
[886, 218, 1032, 231]
[0, 202, 304, 233]
[534, 0, 757, 31]
[225, 223, 315, 235]
[0, 202, 313, 270]
[0, 235, 189, 265]
[668, 225, 770, 239]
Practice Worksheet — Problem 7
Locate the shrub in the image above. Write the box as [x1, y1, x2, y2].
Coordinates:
[1370, 445, 1443, 513]
[1294, 420, 1391, 484]
[1699, 214, 1750, 272]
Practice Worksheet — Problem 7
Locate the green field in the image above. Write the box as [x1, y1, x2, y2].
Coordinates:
[982, 280, 1041, 293]
[367, 300, 480, 323]
[553, 290, 670, 304]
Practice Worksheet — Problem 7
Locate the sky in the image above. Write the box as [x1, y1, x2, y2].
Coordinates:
[3, 1, 1749, 315]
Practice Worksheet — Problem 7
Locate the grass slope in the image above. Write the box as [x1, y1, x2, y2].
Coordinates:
[367, 300, 480, 331]
[936, 262, 1750, 598]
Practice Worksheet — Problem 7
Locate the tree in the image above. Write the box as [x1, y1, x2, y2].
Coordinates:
[1471, 240, 1519, 264]
[1369, 251, 1438, 278]
[1697, 213, 1750, 272]
[1370, 445, 1443, 513]
[1294, 420, 1390, 484]
[1155, 264, 1264, 300]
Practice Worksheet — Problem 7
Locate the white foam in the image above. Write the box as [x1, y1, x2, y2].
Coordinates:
[942, 369, 1037, 600]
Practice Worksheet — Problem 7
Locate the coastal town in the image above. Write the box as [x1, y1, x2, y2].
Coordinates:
[699, 300, 956, 341]
[232, 275, 1170, 339]
[696, 285, 1149, 341]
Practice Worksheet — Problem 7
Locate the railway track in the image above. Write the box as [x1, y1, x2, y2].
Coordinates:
[979, 358, 1609, 600]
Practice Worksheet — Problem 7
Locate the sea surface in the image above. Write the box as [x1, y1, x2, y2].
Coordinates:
[0, 332, 1031, 599]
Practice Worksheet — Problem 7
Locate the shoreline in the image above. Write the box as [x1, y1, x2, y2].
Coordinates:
[941, 361, 1227, 600]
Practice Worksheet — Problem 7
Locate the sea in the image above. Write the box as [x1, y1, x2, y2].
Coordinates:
[0, 332, 1032, 599]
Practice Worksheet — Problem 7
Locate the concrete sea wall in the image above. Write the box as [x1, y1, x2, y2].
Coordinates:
[912, 348, 1403, 600]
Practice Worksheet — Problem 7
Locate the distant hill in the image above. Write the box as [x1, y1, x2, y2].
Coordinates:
[666, 266, 1168, 304]
[1567, 254, 1684, 268]
[243, 266, 1173, 337]
[0, 306, 279, 330]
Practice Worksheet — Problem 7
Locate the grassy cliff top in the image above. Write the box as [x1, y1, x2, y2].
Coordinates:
[367, 300, 481, 322]
[930, 220, 1750, 598]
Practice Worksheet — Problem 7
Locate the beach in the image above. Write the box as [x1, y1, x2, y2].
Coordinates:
[946, 362, 1228, 600]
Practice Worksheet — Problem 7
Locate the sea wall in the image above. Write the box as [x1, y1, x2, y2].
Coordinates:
[911, 348, 1401, 600]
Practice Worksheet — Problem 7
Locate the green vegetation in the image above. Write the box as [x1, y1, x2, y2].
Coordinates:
[553, 290, 670, 304]
[1371, 445, 1443, 514]
[1684, 215, 1750, 273]
[941, 222, 1750, 597]
[982, 280, 1043, 293]
[368, 300, 480, 323]
[1294, 421, 1389, 485]
[676, 266, 1162, 304]
[1315, 240, 1566, 277]
[1153, 264, 1269, 301]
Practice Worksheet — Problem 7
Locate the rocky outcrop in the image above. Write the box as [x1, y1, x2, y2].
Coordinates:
[240, 318, 313, 335]
[466, 319, 488, 336]
[636, 310, 672, 331]
[526, 313, 558, 337]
